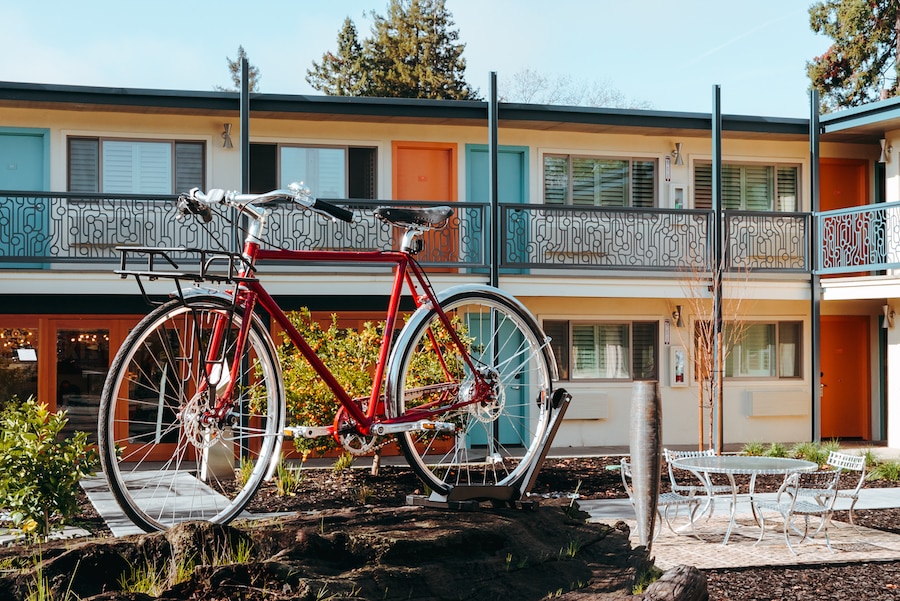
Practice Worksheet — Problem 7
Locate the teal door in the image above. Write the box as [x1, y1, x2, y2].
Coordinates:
[464, 145, 529, 272]
[465, 311, 528, 447]
[0, 130, 50, 264]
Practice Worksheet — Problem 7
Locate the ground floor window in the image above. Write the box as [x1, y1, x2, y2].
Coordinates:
[0, 326, 38, 405]
[543, 320, 658, 381]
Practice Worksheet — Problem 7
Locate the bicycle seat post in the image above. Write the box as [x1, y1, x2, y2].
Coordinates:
[400, 227, 425, 255]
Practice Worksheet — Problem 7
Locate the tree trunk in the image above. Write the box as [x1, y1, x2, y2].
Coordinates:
[629, 381, 662, 550]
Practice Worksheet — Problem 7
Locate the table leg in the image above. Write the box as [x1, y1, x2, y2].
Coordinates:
[721, 473, 738, 545]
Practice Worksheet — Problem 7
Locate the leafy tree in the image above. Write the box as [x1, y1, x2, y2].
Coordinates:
[499, 68, 651, 108]
[307, 0, 478, 99]
[215, 45, 261, 92]
[307, 18, 368, 96]
[807, 0, 900, 111]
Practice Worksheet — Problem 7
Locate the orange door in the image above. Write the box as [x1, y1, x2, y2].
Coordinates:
[820, 315, 870, 440]
[392, 142, 458, 264]
[820, 158, 870, 277]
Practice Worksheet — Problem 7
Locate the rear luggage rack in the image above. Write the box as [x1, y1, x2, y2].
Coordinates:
[116, 246, 256, 305]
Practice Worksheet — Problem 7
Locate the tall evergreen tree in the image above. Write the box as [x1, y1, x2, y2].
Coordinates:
[807, 0, 900, 111]
[308, 0, 478, 100]
[215, 45, 261, 92]
[306, 18, 368, 96]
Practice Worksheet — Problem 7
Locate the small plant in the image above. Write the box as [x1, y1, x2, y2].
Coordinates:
[354, 484, 374, 505]
[790, 441, 830, 465]
[860, 447, 878, 468]
[632, 565, 664, 594]
[0, 397, 99, 538]
[276, 460, 304, 497]
[740, 441, 766, 456]
[333, 451, 355, 472]
[118, 558, 169, 596]
[235, 456, 256, 488]
[558, 539, 581, 559]
[764, 441, 788, 457]
[868, 459, 900, 481]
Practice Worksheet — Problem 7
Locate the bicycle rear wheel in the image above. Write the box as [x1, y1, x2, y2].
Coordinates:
[387, 287, 554, 496]
[98, 294, 283, 532]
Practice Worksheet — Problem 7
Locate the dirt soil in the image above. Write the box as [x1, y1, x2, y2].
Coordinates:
[10, 455, 900, 600]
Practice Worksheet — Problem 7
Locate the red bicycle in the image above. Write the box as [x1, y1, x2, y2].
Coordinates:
[99, 184, 563, 532]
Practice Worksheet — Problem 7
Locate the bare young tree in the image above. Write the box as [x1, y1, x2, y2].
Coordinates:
[672, 260, 753, 451]
[499, 68, 651, 109]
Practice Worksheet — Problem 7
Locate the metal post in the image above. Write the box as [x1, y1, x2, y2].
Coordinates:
[240, 58, 250, 194]
[488, 72, 499, 288]
[711, 85, 724, 454]
[810, 89, 822, 442]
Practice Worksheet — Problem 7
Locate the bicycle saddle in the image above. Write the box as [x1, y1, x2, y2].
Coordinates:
[375, 206, 454, 229]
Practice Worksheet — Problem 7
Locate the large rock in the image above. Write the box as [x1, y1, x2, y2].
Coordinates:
[0, 506, 705, 600]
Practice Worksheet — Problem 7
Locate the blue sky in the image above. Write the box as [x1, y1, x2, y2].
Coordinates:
[2, 1, 829, 118]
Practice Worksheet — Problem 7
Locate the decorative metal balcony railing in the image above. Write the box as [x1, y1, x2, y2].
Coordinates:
[818, 200, 900, 275]
[2, 190, 890, 276]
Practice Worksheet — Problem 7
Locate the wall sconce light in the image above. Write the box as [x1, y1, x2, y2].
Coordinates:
[884, 304, 895, 329]
[672, 305, 684, 328]
[671, 142, 684, 166]
[879, 138, 892, 163]
[222, 123, 234, 149]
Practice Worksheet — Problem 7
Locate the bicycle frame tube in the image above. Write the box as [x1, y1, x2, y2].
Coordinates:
[243, 246, 447, 433]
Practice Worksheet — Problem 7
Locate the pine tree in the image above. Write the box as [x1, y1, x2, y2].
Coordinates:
[215, 45, 261, 92]
[807, 0, 900, 111]
[308, 0, 478, 100]
[307, 18, 368, 96]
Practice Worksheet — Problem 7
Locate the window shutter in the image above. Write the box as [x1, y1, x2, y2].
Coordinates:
[68, 138, 99, 193]
[776, 167, 798, 211]
[543, 155, 568, 204]
[743, 165, 773, 211]
[102, 141, 172, 194]
[721, 164, 743, 209]
[572, 157, 601, 206]
[174, 142, 204, 193]
[631, 322, 658, 380]
[694, 163, 712, 209]
[543, 320, 569, 381]
[632, 160, 655, 208]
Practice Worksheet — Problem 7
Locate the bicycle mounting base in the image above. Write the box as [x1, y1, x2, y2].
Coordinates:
[406, 387, 572, 511]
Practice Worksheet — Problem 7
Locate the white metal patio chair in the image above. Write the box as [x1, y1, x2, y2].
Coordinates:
[663, 448, 732, 519]
[620, 458, 701, 540]
[752, 469, 842, 555]
[825, 450, 867, 530]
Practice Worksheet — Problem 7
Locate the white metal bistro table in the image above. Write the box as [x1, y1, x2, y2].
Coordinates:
[672, 455, 818, 544]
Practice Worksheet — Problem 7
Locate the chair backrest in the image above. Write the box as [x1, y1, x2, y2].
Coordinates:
[826, 450, 867, 493]
[620, 458, 635, 501]
[785, 470, 842, 509]
[663, 447, 715, 487]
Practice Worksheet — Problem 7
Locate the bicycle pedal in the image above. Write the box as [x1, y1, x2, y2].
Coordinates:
[283, 425, 331, 439]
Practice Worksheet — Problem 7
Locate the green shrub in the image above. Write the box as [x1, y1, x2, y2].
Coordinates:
[278, 309, 383, 456]
[764, 442, 788, 457]
[740, 441, 766, 456]
[0, 397, 99, 537]
[789, 441, 830, 466]
[868, 459, 900, 482]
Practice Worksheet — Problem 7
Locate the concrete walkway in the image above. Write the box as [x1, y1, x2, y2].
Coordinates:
[578, 487, 900, 570]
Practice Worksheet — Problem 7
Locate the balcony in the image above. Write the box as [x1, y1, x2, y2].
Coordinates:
[1, 190, 896, 276]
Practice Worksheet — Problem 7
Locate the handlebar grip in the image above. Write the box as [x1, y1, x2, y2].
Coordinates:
[312, 198, 354, 223]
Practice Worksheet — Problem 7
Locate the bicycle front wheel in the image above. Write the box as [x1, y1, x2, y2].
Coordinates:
[387, 287, 554, 496]
[98, 294, 283, 532]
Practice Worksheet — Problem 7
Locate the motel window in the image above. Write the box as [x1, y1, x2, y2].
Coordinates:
[694, 320, 802, 379]
[543, 155, 657, 207]
[249, 144, 377, 199]
[68, 138, 205, 194]
[694, 162, 800, 211]
[544, 320, 658, 381]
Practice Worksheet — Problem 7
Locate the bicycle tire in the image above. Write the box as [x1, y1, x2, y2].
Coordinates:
[98, 294, 283, 532]
[386, 286, 555, 496]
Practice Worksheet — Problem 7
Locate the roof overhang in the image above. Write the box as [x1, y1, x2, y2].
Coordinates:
[0, 80, 811, 141]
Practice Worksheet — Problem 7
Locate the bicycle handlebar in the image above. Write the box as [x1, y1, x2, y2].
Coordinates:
[176, 183, 355, 224]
